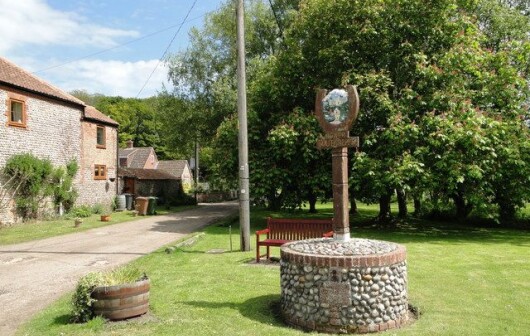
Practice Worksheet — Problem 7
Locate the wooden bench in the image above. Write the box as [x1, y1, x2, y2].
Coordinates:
[255, 217, 333, 262]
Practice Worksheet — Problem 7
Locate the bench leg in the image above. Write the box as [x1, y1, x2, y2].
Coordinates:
[266, 246, 270, 260]
[256, 244, 260, 263]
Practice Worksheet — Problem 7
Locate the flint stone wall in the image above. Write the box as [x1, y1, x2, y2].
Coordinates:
[280, 238, 408, 334]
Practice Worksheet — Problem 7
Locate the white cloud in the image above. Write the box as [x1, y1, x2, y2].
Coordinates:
[0, 0, 138, 54]
[41, 59, 171, 98]
[0, 1, 173, 98]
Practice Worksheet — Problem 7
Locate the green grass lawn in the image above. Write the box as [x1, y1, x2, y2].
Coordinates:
[0, 205, 196, 245]
[17, 204, 530, 336]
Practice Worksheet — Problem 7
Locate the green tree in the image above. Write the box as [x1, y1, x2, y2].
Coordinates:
[164, 0, 291, 184]
[254, 0, 530, 221]
[69, 90, 105, 107]
[95, 96, 167, 156]
[253, 111, 330, 211]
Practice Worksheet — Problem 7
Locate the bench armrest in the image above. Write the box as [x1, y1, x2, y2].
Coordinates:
[323, 231, 334, 238]
[256, 228, 270, 236]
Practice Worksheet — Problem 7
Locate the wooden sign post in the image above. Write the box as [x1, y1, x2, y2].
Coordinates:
[315, 85, 360, 242]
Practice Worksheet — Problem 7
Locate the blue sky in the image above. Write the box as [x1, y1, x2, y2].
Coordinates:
[0, 0, 226, 98]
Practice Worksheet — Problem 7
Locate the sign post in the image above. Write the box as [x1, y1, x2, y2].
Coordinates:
[315, 85, 360, 241]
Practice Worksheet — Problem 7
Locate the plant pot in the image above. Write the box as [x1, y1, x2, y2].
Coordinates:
[91, 278, 150, 320]
[100, 215, 111, 222]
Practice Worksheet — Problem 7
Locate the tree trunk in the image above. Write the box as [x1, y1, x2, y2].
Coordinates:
[452, 192, 471, 221]
[268, 191, 283, 211]
[349, 186, 357, 214]
[307, 191, 317, 214]
[413, 197, 422, 217]
[499, 202, 516, 223]
[378, 190, 393, 222]
[396, 189, 407, 219]
[350, 197, 357, 214]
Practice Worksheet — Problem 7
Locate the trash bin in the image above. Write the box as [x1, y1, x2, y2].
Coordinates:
[124, 194, 133, 210]
[116, 194, 126, 211]
[135, 197, 149, 215]
[147, 197, 157, 215]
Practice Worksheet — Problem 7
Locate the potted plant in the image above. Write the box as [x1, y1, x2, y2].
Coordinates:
[71, 267, 149, 322]
[101, 203, 112, 222]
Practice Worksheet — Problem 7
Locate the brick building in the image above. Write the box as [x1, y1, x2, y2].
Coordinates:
[0, 57, 118, 225]
[117, 140, 192, 201]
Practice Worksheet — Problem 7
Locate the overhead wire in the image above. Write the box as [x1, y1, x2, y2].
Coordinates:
[32, 8, 207, 75]
[135, 0, 199, 98]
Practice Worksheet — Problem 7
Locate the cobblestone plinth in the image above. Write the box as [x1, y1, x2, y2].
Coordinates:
[280, 238, 408, 334]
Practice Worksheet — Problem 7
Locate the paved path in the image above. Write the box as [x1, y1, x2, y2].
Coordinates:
[0, 202, 238, 336]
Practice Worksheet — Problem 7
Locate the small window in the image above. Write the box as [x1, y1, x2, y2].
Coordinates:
[96, 125, 106, 148]
[7, 98, 26, 127]
[94, 164, 107, 180]
[119, 158, 128, 167]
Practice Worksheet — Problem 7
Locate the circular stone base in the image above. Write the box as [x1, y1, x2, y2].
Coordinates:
[280, 238, 408, 334]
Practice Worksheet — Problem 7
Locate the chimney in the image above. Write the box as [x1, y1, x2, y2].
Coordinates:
[126, 139, 134, 149]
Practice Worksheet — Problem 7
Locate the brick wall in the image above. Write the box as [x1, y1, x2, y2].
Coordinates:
[77, 122, 118, 210]
[144, 150, 157, 169]
[0, 88, 82, 224]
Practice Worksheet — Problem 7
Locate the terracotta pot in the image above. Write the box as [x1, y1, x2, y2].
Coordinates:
[100, 215, 111, 222]
[91, 278, 150, 320]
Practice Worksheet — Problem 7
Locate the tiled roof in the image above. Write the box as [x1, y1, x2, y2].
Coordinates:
[0, 57, 85, 106]
[157, 160, 189, 178]
[85, 106, 119, 126]
[118, 147, 154, 169]
[118, 167, 179, 180]
[0, 57, 118, 127]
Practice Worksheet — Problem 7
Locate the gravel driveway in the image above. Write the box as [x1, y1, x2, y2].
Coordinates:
[0, 202, 238, 336]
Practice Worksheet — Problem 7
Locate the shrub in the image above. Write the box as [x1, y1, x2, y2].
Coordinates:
[3, 154, 79, 219]
[69, 205, 92, 218]
[71, 266, 146, 323]
[3, 154, 54, 219]
[53, 160, 79, 212]
[90, 203, 105, 215]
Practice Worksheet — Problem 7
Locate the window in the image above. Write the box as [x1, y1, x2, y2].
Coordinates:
[96, 125, 106, 148]
[94, 164, 107, 180]
[6, 94, 27, 128]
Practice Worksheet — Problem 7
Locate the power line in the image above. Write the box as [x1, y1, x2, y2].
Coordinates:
[32, 10, 208, 75]
[136, 0, 199, 98]
[267, 0, 284, 40]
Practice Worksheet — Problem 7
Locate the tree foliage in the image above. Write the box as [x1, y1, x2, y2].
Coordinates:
[73, 0, 530, 224]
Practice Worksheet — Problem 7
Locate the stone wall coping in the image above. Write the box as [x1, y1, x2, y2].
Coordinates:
[281, 240, 406, 268]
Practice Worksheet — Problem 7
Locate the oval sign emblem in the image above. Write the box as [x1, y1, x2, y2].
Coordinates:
[315, 85, 359, 134]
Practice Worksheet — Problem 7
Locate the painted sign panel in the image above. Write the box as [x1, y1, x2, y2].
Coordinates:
[315, 85, 359, 134]
[323, 89, 349, 125]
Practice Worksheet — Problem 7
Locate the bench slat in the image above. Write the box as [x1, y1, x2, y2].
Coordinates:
[256, 217, 334, 262]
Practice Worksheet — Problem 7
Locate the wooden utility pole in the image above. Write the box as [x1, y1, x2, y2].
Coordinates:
[236, 0, 250, 251]
[194, 140, 199, 202]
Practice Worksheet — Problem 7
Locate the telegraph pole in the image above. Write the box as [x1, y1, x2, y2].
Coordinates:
[236, 0, 250, 251]
[194, 140, 199, 202]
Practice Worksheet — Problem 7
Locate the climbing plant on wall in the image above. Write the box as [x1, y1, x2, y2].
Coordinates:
[3, 154, 79, 219]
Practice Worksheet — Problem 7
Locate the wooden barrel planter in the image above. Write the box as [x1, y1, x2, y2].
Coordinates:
[91, 278, 150, 320]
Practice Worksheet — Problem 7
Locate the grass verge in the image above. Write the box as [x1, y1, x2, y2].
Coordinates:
[0, 205, 196, 246]
[18, 204, 530, 336]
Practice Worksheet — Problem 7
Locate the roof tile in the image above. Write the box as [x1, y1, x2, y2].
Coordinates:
[0, 57, 118, 127]
[118, 167, 180, 180]
[157, 160, 189, 178]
